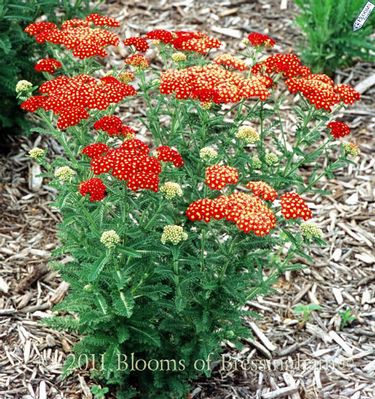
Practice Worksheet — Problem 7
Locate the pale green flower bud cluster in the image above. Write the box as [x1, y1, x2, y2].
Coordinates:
[28, 147, 45, 161]
[265, 152, 278, 166]
[16, 80, 33, 93]
[100, 230, 121, 248]
[54, 166, 75, 182]
[236, 126, 260, 144]
[300, 223, 323, 240]
[199, 146, 218, 162]
[171, 52, 187, 62]
[160, 182, 183, 200]
[161, 225, 188, 245]
[251, 156, 262, 169]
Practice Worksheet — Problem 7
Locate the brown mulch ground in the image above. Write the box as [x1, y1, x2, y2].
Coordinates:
[1, 1, 374, 398]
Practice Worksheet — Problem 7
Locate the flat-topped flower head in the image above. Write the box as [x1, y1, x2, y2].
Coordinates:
[100, 230, 121, 248]
[205, 165, 239, 190]
[248, 32, 275, 48]
[160, 182, 183, 200]
[82, 143, 109, 159]
[34, 58, 62, 74]
[246, 181, 278, 202]
[327, 121, 351, 139]
[25, 16, 120, 59]
[171, 31, 221, 54]
[21, 75, 136, 130]
[161, 225, 188, 245]
[300, 223, 323, 240]
[343, 142, 360, 157]
[199, 147, 218, 162]
[54, 166, 75, 182]
[160, 63, 270, 104]
[280, 192, 312, 221]
[186, 192, 276, 236]
[251, 156, 262, 169]
[93, 115, 135, 138]
[236, 126, 259, 144]
[28, 147, 45, 160]
[123, 37, 149, 52]
[79, 178, 107, 202]
[213, 54, 248, 71]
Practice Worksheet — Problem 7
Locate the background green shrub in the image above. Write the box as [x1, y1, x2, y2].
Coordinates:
[295, 0, 375, 76]
[0, 0, 94, 144]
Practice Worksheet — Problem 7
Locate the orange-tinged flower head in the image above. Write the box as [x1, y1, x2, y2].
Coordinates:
[213, 54, 248, 71]
[246, 181, 278, 202]
[186, 192, 276, 236]
[125, 53, 149, 69]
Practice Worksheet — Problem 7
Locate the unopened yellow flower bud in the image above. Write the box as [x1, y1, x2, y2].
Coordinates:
[28, 147, 45, 160]
[199, 147, 218, 162]
[161, 225, 188, 245]
[100, 230, 121, 248]
[236, 126, 260, 144]
[171, 52, 187, 62]
[160, 182, 183, 200]
[300, 223, 323, 240]
[54, 166, 75, 182]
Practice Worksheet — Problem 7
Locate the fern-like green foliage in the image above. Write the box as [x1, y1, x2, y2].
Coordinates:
[0, 0, 94, 139]
[295, 0, 375, 75]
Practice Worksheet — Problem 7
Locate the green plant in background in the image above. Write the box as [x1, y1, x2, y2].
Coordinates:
[295, 0, 375, 76]
[0, 0, 94, 143]
[293, 303, 322, 322]
[339, 307, 356, 329]
[91, 385, 109, 399]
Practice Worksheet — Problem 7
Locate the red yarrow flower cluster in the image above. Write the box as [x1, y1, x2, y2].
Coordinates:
[205, 165, 239, 190]
[83, 139, 164, 192]
[25, 15, 120, 59]
[123, 37, 149, 52]
[34, 58, 62, 74]
[186, 192, 276, 236]
[145, 30, 221, 54]
[125, 53, 149, 69]
[252, 53, 311, 79]
[327, 121, 351, 139]
[82, 143, 109, 158]
[94, 115, 136, 138]
[280, 192, 312, 221]
[213, 54, 248, 71]
[21, 75, 136, 129]
[246, 181, 278, 202]
[248, 32, 275, 48]
[156, 146, 184, 168]
[160, 63, 270, 104]
[286, 74, 361, 111]
[79, 178, 107, 202]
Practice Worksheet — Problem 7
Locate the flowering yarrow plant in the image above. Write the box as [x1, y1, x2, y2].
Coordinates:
[21, 15, 361, 399]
